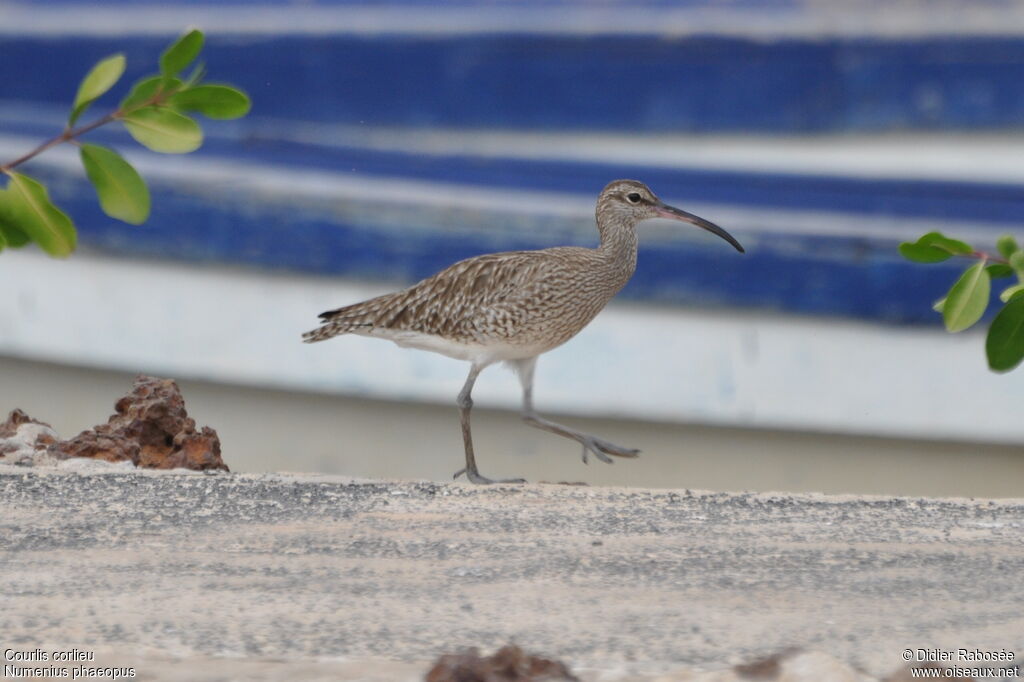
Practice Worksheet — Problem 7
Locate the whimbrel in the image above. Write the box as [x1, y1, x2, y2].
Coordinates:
[303, 180, 744, 483]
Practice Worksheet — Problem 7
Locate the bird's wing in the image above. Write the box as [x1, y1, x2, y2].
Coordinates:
[306, 250, 564, 343]
[375, 250, 561, 337]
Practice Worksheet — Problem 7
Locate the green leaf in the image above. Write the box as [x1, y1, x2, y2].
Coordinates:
[943, 262, 991, 332]
[1000, 284, 1024, 303]
[996, 235, 1019, 259]
[2, 226, 31, 248]
[0, 223, 31, 248]
[121, 76, 182, 111]
[4, 173, 76, 257]
[899, 242, 954, 263]
[898, 232, 973, 263]
[0, 188, 19, 229]
[919, 232, 973, 254]
[1011, 251, 1024, 276]
[70, 53, 126, 126]
[0, 188, 31, 248]
[932, 297, 946, 313]
[986, 296, 1024, 372]
[79, 144, 150, 225]
[122, 108, 202, 153]
[171, 84, 251, 120]
[160, 29, 204, 77]
[987, 263, 1015, 279]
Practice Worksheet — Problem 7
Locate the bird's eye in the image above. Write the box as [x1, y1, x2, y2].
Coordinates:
[626, 192, 641, 204]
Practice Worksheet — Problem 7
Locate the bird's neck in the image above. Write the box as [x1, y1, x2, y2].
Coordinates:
[596, 216, 639, 285]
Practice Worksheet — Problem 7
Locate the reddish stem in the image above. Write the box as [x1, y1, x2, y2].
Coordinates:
[0, 112, 121, 174]
[0, 85, 174, 175]
[965, 250, 1009, 266]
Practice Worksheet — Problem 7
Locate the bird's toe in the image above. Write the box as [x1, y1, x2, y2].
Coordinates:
[593, 438, 640, 459]
[580, 440, 615, 464]
[455, 467, 526, 485]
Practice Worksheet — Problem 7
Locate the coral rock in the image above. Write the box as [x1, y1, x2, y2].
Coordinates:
[57, 432, 139, 464]
[54, 375, 228, 472]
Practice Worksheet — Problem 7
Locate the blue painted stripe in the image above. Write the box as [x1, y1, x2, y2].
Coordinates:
[6, 115, 1024, 227]
[4, 22, 1022, 325]
[3, 109, 1018, 324]
[214, 137, 1024, 225]
[6, 34, 1024, 132]
[18, 154, 991, 326]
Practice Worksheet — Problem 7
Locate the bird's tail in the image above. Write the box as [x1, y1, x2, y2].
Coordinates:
[301, 297, 388, 343]
[302, 320, 361, 343]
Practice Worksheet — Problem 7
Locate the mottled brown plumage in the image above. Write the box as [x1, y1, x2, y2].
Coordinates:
[303, 180, 744, 484]
[304, 246, 631, 355]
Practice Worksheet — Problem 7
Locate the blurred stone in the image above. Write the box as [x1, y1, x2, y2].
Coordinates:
[53, 375, 228, 472]
[733, 648, 800, 679]
[773, 651, 868, 681]
[0, 409, 60, 466]
[425, 645, 579, 682]
[713, 650, 869, 682]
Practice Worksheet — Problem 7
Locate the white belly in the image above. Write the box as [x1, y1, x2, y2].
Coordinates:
[354, 328, 544, 366]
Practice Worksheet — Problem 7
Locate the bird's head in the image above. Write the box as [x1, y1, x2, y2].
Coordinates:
[597, 179, 744, 253]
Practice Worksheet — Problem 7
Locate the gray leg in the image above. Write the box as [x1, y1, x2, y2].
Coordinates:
[452, 364, 526, 485]
[514, 357, 640, 465]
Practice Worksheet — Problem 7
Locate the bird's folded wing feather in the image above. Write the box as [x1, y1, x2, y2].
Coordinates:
[311, 250, 566, 342]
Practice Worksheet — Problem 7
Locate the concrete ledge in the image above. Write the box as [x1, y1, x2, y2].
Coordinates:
[3, 468, 1022, 680]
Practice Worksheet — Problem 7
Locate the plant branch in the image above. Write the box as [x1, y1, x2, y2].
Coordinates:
[0, 87, 176, 175]
[0, 112, 120, 174]
[966, 250, 1009, 265]
[940, 249, 1010, 265]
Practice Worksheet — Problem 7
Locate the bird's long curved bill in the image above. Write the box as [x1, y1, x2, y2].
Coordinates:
[654, 203, 745, 253]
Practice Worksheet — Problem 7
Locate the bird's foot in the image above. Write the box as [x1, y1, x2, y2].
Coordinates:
[452, 467, 527, 485]
[578, 436, 641, 465]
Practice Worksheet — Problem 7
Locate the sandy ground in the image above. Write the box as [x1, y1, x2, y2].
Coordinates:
[1, 465, 1022, 681]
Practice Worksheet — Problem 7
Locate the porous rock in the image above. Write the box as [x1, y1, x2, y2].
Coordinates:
[53, 375, 228, 471]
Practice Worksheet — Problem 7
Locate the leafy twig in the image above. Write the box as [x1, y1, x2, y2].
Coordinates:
[0, 29, 250, 257]
[900, 231, 1024, 372]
